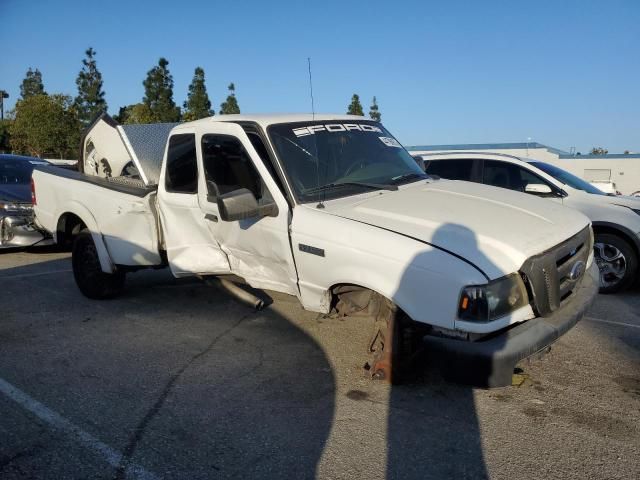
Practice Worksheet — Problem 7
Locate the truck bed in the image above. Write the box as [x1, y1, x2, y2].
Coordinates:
[32, 166, 163, 269]
[38, 165, 157, 197]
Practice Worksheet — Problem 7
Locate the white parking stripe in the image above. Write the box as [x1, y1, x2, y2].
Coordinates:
[0, 269, 72, 279]
[584, 316, 640, 329]
[0, 378, 159, 480]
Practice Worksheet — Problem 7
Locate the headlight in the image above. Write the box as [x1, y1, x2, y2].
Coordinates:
[0, 202, 33, 215]
[458, 273, 529, 322]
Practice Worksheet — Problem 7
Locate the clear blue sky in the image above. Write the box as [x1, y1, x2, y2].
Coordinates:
[1, 0, 638, 153]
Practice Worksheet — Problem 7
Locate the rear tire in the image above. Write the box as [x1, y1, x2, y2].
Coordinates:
[594, 233, 637, 294]
[72, 229, 125, 299]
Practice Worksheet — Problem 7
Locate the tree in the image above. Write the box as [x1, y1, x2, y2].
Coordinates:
[113, 103, 155, 124]
[369, 96, 381, 122]
[113, 106, 130, 124]
[74, 47, 107, 126]
[347, 94, 364, 116]
[590, 147, 608, 155]
[9, 94, 80, 158]
[20, 68, 46, 99]
[142, 58, 181, 123]
[125, 103, 154, 124]
[0, 119, 12, 153]
[219, 83, 240, 115]
[183, 67, 213, 121]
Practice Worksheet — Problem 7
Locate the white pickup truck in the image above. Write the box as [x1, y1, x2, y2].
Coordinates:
[32, 113, 598, 387]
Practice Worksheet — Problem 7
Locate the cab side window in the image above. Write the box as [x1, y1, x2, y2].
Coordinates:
[165, 134, 198, 193]
[202, 134, 266, 201]
[424, 159, 474, 181]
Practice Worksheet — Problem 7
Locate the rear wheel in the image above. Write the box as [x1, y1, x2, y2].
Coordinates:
[594, 233, 637, 293]
[72, 229, 125, 299]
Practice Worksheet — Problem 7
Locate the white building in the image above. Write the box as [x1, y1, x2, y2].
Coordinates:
[407, 142, 640, 196]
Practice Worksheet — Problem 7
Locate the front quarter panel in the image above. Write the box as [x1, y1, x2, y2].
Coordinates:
[291, 205, 487, 330]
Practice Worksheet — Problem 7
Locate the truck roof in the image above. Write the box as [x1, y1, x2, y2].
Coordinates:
[183, 113, 371, 129]
[81, 113, 375, 188]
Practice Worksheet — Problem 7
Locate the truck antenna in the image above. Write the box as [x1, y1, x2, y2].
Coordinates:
[308, 57, 324, 208]
[307, 57, 315, 120]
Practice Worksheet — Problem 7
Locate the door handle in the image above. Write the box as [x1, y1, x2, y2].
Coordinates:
[205, 213, 218, 223]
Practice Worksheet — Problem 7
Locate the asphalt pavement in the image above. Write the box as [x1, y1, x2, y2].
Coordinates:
[1, 249, 638, 479]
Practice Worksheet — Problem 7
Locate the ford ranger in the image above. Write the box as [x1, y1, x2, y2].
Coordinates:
[32, 113, 598, 386]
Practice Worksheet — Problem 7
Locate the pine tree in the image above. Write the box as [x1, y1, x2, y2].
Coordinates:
[142, 58, 181, 123]
[369, 96, 381, 122]
[74, 47, 108, 126]
[219, 83, 240, 115]
[347, 94, 364, 116]
[20, 68, 46, 99]
[183, 67, 213, 121]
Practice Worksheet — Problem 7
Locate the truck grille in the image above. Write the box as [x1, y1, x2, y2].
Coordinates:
[520, 227, 592, 317]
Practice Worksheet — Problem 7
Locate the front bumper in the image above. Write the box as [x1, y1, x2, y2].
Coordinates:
[423, 263, 599, 388]
[0, 215, 51, 249]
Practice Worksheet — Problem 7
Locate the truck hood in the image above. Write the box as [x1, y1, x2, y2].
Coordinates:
[324, 180, 590, 280]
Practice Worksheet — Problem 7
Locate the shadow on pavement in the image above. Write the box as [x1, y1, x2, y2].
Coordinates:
[1, 223, 512, 479]
[386, 224, 506, 479]
[0, 256, 335, 479]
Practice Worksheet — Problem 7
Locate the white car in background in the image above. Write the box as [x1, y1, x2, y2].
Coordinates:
[420, 152, 640, 293]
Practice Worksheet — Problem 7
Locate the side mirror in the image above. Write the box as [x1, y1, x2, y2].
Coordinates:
[216, 188, 278, 222]
[525, 183, 552, 195]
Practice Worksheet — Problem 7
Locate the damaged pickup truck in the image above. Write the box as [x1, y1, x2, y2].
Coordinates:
[32, 113, 598, 386]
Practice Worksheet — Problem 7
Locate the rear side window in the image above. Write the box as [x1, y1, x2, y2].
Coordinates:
[424, 159, 474, 181]
[165, 134, 197, 193]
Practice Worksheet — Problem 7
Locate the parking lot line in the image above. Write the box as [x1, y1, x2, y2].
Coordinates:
[0, 377, 159, 480]
[0, 269, 72, 279]
[584, 316, 640, 329]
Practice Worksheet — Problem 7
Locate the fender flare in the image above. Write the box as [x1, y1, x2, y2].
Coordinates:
[55, 201, 115, 273]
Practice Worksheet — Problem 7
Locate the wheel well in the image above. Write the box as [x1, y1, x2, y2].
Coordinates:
[592, 224, 639, 258]
[329, 283, 393, 318]
[56, 213, 87, 248]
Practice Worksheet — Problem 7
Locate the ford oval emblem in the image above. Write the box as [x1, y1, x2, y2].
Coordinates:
[569, 261, 586, 281]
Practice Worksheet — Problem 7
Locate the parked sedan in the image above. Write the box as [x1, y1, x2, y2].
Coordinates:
[1, 154, 52, 248]
[417, 152, 640, 293]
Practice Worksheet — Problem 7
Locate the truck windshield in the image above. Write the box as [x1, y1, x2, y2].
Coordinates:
[267, 121, 427, 202]
[531, 162, 605, 195]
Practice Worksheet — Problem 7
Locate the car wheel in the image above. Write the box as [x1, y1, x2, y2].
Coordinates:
[631, 191, 640, 197]
[72, 229, 125, 299]
[594, 233, 638, 294]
